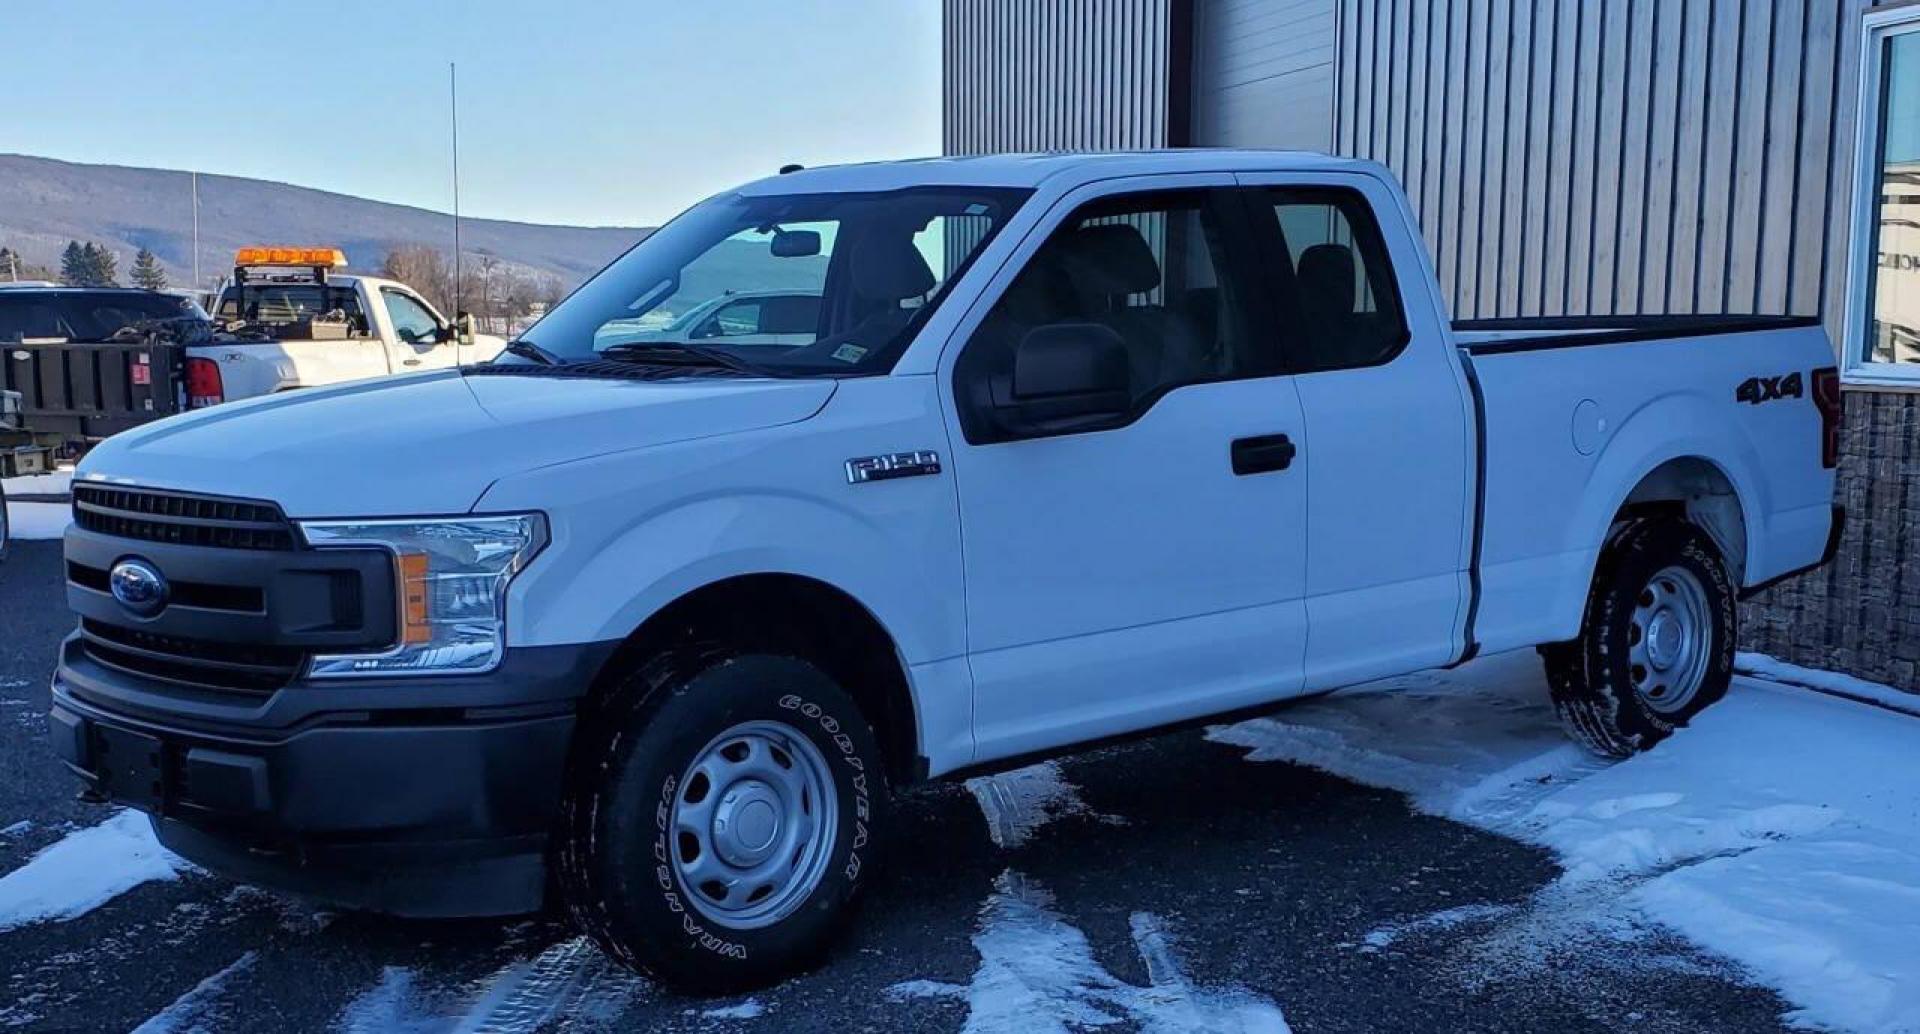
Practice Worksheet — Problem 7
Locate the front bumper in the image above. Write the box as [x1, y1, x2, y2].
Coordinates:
[50, 637, 616, 917]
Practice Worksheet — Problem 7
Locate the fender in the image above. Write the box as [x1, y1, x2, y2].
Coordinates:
[1542, 389, 1768, 639]
[507, 489, 963, 668]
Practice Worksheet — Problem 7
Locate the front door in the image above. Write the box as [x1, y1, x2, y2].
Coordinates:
[941, 178, 1311, 764]
[380, 287, 460, 371]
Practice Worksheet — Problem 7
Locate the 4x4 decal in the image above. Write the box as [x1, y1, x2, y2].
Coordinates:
[1736, 372, 1803, 405]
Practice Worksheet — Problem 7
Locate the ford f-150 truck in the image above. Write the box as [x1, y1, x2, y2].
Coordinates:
[201, 247, 507, 403]
[48, 151, 1842, 992]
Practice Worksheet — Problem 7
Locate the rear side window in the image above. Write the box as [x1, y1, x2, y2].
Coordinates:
[1261, 189, 1409, 372]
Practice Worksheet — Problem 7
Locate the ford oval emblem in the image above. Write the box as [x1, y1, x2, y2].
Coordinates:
[109, 558, 169, 617]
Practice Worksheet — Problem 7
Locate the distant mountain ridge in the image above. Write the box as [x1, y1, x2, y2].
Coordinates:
[0, 153, 649, 289]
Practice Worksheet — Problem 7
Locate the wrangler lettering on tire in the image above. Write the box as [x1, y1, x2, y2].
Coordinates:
[1541, 519, 1737, 757]
[558, 650, 888, 992]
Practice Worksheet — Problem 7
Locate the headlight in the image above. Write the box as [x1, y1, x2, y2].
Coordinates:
[298, 513, 547, 678]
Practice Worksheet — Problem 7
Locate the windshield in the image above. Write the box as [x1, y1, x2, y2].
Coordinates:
[517, 185, 1030, 375]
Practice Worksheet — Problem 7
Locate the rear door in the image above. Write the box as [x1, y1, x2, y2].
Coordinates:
[1232, 173, 1476, 687]
[940, 176, 1312, 763]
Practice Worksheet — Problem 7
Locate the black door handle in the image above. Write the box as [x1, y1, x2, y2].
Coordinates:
[1231, 433, 1296, 476]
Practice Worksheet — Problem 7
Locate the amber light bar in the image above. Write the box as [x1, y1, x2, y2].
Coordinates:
[233, 246, 347, 268]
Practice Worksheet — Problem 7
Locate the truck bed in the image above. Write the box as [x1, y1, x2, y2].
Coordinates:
[1455, 314, 1836, 657]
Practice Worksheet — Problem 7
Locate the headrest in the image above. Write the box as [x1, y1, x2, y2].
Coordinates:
[851, 233, 936, 301]
[1297, 244, 1356, 315]
[757, 294, 820, 334]
[1062, 224, 1162, 296]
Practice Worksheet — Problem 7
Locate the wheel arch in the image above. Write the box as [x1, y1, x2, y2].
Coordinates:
[577, 572, 925, 787]
[1613, 455, 1752, 584]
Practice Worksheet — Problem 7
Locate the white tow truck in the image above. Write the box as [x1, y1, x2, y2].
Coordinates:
[54, 152, 1841, 993]
[195, 247, 506, 404]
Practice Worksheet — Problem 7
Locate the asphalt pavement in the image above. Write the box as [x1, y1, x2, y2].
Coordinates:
[0, 539, 1796, 1033]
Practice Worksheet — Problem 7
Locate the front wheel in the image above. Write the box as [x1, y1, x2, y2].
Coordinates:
[1542, 519, 1736, 757]
[557, 651, 887, 993]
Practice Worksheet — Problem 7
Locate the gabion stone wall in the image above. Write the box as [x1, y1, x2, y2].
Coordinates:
[1740, 389, 1920, 693]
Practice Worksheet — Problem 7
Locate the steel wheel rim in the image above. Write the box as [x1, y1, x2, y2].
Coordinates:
[669, 719, 840, 930]
[1627, 564, 1712, 715]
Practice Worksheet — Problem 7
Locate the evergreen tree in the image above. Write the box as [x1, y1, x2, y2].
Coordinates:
[60, 241, 86, 285]
[82, 243, 118, 286]
[131, 248, 167, 291]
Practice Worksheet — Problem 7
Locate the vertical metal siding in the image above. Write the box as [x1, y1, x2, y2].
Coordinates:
[1191, 0, 1339, 150]
[943, 0, 1880, 332]
[943, 0, 1178, 155]
[1193, 0, 1875, 325]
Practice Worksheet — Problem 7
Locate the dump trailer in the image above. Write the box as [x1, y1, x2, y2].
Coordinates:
[0, 287, 207, 467]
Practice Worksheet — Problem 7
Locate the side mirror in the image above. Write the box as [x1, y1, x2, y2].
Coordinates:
[454, 311, 477, 347]
[991, 323, 1131, 434]
[770, 229, 822, 258]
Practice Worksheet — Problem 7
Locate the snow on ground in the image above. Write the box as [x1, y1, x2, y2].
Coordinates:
[1208, 650, 1920, 1034]
[4, 500, 70, 539]
[966, 760, 1124, 849]
[696, 999, 766, 1021]
[1739, 651, 1920, 716]
[129, 952, 257, 1034]
[0, 469, 72, 499]
[889, 871, 1290, 1034]
[0, 810, 183, 932]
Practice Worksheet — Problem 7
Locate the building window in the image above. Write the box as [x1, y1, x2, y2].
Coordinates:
[1848, 9, 1920, 384]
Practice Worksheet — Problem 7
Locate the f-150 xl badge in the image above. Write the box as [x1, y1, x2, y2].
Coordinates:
[1736, 372, 1803, 405]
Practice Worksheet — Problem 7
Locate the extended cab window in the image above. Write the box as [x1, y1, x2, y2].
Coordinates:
[954, 188, 1266, 442]
[1262, 189, 1409, 372]
[381, 288, 442, 344]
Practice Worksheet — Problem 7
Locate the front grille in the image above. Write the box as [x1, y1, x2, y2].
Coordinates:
[73, 485, 296, 552]
[68, 562, 264, 613]
[79, 619, 304, 695]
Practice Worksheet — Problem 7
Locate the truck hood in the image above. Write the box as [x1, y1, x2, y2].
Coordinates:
[76, 369, 837, 517]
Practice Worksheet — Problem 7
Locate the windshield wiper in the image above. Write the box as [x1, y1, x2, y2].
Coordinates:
[599, 342, 779, 377]
[500, 339, 563, 366]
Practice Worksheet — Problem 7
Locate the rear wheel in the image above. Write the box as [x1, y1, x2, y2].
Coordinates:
[0, 480, 11, 563]
[1541, 519, 1736, 757]
[557, 650, 887, 993]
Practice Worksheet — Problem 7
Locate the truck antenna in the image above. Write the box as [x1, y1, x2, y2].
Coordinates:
[191, 171, 201, 288]
[450, 61, 463, 317]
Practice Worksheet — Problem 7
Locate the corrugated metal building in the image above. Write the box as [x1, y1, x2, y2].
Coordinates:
[943, 0, 1920, 691]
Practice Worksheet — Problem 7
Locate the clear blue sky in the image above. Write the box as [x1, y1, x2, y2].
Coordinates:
[0, 1, 941, 228]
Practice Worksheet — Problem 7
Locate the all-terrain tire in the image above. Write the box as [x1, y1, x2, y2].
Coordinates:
[1540, 519, 1736, 758]
[557, 648, 888, 994]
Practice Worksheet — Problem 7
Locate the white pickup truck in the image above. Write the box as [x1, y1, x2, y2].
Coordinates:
[198, 248, 506, 403]
[50, 152, 1841, 993]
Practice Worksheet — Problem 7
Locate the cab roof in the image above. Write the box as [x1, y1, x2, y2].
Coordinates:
[736, 149, 1382, 196]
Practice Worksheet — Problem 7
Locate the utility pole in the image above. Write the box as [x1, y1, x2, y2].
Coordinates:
[191, 170, 201, 288]
[450, 62, 463, 317]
